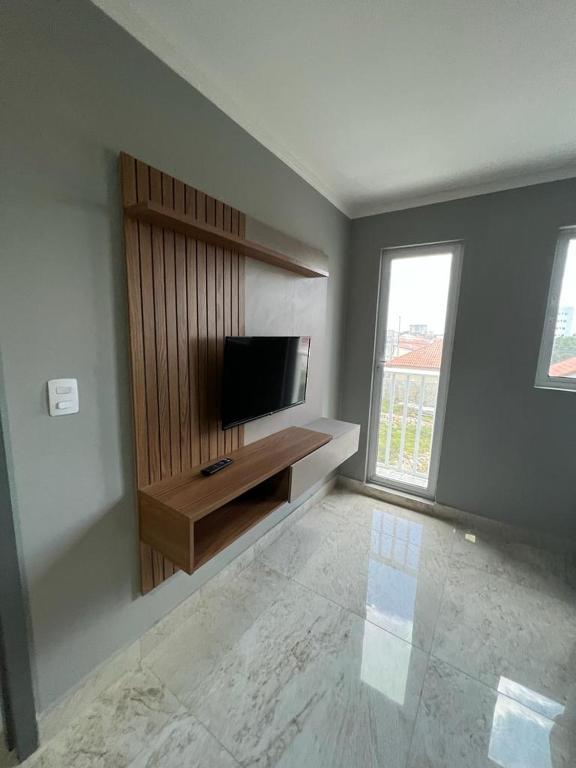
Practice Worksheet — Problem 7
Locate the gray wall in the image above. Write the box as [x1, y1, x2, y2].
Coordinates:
[341, 179, 576, 536]
[0, 0, 349, 712]
[0, 353, 38, 758]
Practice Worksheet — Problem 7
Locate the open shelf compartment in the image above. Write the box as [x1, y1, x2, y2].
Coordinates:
[193, 470, 289, 569]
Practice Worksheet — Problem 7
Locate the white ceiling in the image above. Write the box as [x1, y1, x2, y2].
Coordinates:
[94, 0, 576, 217]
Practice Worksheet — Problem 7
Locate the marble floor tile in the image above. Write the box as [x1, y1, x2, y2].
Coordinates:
[322, 492, 456, 555]
[143, 561, 289, 702]
[451, 525, 575, 601]
[258, 504, 354, 577]
[126, 712, 238, 768]
[39, 640, 142, 743]
[432, 564, 576, 716]
[260, 504, 448, 651]
[140, 551, 257, 658]
[318, 488, 364, 513]
[22, 668, 180, 768]
[407, 656, 575, 768]
[272, 621, 429, 768]
[186, 581, 428, 767]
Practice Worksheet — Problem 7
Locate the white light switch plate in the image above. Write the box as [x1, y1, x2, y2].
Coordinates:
[47, 379, 79, 416]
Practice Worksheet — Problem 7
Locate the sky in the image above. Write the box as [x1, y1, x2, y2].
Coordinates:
[559, 239, 576, 309]
[382, 240, 574, 341]
[385, 253, 452, 337]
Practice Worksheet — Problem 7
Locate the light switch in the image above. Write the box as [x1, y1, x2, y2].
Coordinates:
[48, 379, 79, 416]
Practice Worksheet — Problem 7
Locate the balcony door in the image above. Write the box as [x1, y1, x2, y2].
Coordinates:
[368, 243, 462, 498]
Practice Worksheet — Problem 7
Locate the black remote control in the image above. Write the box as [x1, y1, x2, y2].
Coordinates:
[201, 458, 233, 476]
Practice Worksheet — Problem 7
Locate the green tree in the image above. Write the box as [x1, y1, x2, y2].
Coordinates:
[551, 335, 576, 364]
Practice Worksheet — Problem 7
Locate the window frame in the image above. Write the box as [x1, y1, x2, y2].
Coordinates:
[535, 226, 576, 392]
[366, 240, 463, 499]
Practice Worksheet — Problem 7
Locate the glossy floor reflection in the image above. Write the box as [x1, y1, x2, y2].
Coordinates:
[19, 490, 576, 768]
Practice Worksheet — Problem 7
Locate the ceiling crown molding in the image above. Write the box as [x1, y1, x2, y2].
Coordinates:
[349, 163, 576, 219]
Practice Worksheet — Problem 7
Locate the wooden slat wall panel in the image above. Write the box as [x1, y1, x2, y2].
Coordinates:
[120, 153, 245, 593]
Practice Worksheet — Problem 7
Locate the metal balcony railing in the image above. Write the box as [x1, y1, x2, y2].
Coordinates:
[375, 368, 439, 488]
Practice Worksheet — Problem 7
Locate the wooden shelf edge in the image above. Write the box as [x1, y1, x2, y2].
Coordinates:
[125, 200, 329, 279]
[140, 428, 332, 522]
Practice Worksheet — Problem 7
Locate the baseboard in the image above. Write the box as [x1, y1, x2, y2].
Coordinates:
[5, 476, 336, 762]
[337, 476, 574, 553]
[338, 476, 436, 515]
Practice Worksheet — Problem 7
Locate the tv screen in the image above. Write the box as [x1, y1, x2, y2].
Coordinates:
[221, 336, 311, 430]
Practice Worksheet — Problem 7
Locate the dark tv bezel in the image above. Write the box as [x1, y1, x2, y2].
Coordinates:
[221, 335, 311, 431]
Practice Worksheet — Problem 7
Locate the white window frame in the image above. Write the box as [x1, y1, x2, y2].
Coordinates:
[535, 227, 576, 393]
[366, 241, 463, 499]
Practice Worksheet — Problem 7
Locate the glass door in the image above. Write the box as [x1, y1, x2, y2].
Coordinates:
[368, 243, 462, 498]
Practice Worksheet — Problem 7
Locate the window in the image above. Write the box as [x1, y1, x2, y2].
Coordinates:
[536, 228, 576, 391]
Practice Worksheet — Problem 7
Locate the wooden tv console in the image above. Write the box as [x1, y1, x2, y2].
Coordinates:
[139, 426, 332, 574]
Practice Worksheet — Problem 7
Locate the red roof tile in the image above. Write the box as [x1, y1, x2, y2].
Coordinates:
[398, 338, 430, 351]
[549, 356, 576, 377]
[386, 338, 444, 370]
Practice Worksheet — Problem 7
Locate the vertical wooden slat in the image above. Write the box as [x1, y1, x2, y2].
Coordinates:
[138, 542, 154, 595]
[150, 168, 170, 481]
[205, 196, 218, 459]
[150, 552, 163, 585]
[136, 162, 160, 483]
[238, 212, 246, 333]
[237, 213, 246, 448]
[185, 186, 201, 467]
[162, 174, 180, 477]
[175, 180, 191, 471]
[161, 174, 177, 580]
[215, 200, 225, 456]
[121, 155, 148, 485]
[223, 205, 232, 454]
[229, 210, 239, 451]
[149, 168, 170, 584]
[195, 191, 209, 462]
[121, 154, 154, 595]
[136, 161, 158, 592]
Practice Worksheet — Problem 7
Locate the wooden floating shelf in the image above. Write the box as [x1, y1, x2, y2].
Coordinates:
[125, 200, 329, 279]
[138, 427, 332, 573]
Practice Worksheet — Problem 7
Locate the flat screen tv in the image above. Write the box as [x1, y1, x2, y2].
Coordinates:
[221, 336, 311, 430]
